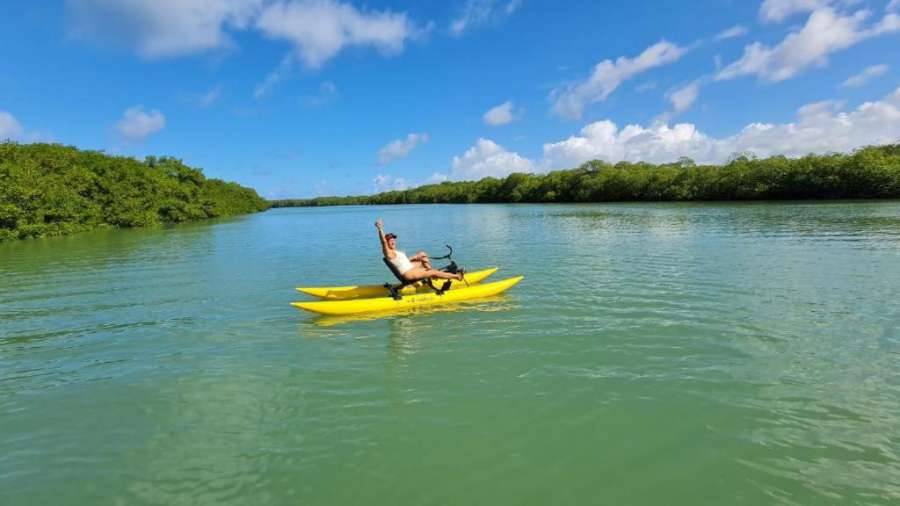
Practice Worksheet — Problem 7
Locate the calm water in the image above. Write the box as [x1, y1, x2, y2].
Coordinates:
[2, 203, 900, 505]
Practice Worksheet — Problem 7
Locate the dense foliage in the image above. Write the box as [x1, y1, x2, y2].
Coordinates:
[272, 145, 900, 208]
[0, 143, 269, 241]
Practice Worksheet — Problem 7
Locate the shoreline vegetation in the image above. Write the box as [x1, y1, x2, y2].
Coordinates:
[4, 143, 899, 242]
[0, 143, 269, 242]
[271, 145, 900, 208]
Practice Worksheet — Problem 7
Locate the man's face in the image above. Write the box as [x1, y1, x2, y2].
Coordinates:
[387, 237, 397, 249]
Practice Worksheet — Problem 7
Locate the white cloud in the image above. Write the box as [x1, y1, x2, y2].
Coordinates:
[550, 40, 687, 119]
[653, 81, 707, 125]
[198, 85, 221, 107]
[0, 111, 24, 141]
[542, 121, 705, 169]
[67, 0, 264, 58]
[424, 172, 448, 184]
[303, 81, 339, 106]
[759, 0, 831, 23]
[717, 8, 900, 82]
[373, 174, 409, 192]
[841, 63, 889, 87]
[115, 106, 166, 141]
[669, 81, 701, 113]
[715, 24, 748, 40]
[254, 54, 293, 99]
[483, 100, 519, 125]
[635, 81, 657, 93]
[255, 0, 417, 69]
[655, 80, 703, 125]
[378, 132, 429, 165]
[890, 0, 900, 11]
[373, 172, 449, 192]
[450, 138, 534, 180]
[758, 0, 868, 23]
[68, 0, 421, 72]
[450, 0, 521, 35]
[541, 86, 900, 169]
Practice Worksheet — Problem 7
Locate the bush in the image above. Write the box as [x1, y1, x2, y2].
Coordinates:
[0, 142, 269, 241]
[270, 144, 900, 208]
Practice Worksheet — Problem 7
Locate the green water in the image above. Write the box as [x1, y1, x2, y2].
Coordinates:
[2, 202, 900, 505]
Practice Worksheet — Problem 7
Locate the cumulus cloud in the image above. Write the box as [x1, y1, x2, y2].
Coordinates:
[483, 100, 519, 125]
[67, 0, 263, 58]
[450, 138, 534, 180]
[542, 121, 705, 169]
[256, 0, 418, 69]
[0, 111, 24, 141]
[68, 0, 421, 72]
[841, 63, 889, 87]
[717, 8, 900, 82]
[541, 86, 900, 169]
[378, 132, 429, 165]
[450, 0, 521, 35]
[550, 40, 687, 119]
[715, 24, 748, 40]
[115, 106, 165, 141]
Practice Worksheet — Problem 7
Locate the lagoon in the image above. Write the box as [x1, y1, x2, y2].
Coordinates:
[2, 202, 900, 505]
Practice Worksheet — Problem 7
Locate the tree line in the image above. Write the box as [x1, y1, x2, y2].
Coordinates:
[271, 144, 900, 207]
[1, 142, 269, 241]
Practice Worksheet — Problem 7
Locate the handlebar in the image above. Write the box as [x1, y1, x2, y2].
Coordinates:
[431, 244, 453, 260]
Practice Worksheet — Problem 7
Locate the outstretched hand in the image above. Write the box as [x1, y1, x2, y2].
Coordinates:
[375, 218, 383, 230]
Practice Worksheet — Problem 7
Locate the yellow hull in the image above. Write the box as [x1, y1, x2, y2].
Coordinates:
[292, 276, 524, 315]
[309, 295, 514, 326]
[296, 267, 498, 300]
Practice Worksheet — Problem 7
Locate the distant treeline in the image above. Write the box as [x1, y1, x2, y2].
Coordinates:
[1, 143, 269, 241]
[271, 145, 900, 208]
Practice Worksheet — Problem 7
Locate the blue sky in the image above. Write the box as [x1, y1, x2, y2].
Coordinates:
[2, 0, 900, 198]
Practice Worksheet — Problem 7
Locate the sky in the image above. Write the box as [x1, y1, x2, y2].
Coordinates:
[2, 0, 900, 199]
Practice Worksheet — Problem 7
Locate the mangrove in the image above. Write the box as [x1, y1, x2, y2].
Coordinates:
[0, 142, 269, 241]
[271, 144, 900, 207]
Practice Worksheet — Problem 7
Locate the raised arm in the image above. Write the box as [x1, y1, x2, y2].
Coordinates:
[375, 218, 393, 259]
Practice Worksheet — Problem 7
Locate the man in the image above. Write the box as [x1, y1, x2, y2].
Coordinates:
[376, 218, 463, 282]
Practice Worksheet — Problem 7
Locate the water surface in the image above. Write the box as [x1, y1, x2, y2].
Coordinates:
[2, 202, 900, 505]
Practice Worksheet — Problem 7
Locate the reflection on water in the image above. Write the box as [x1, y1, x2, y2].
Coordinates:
[2, 202, 900, 505]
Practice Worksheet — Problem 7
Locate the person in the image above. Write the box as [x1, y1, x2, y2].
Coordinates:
[376, 218, 463, 282]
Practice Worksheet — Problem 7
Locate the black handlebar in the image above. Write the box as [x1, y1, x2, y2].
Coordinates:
[431, 244, 453, 260]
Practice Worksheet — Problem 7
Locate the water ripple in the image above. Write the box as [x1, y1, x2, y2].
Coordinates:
[2, 202, 900, 505]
